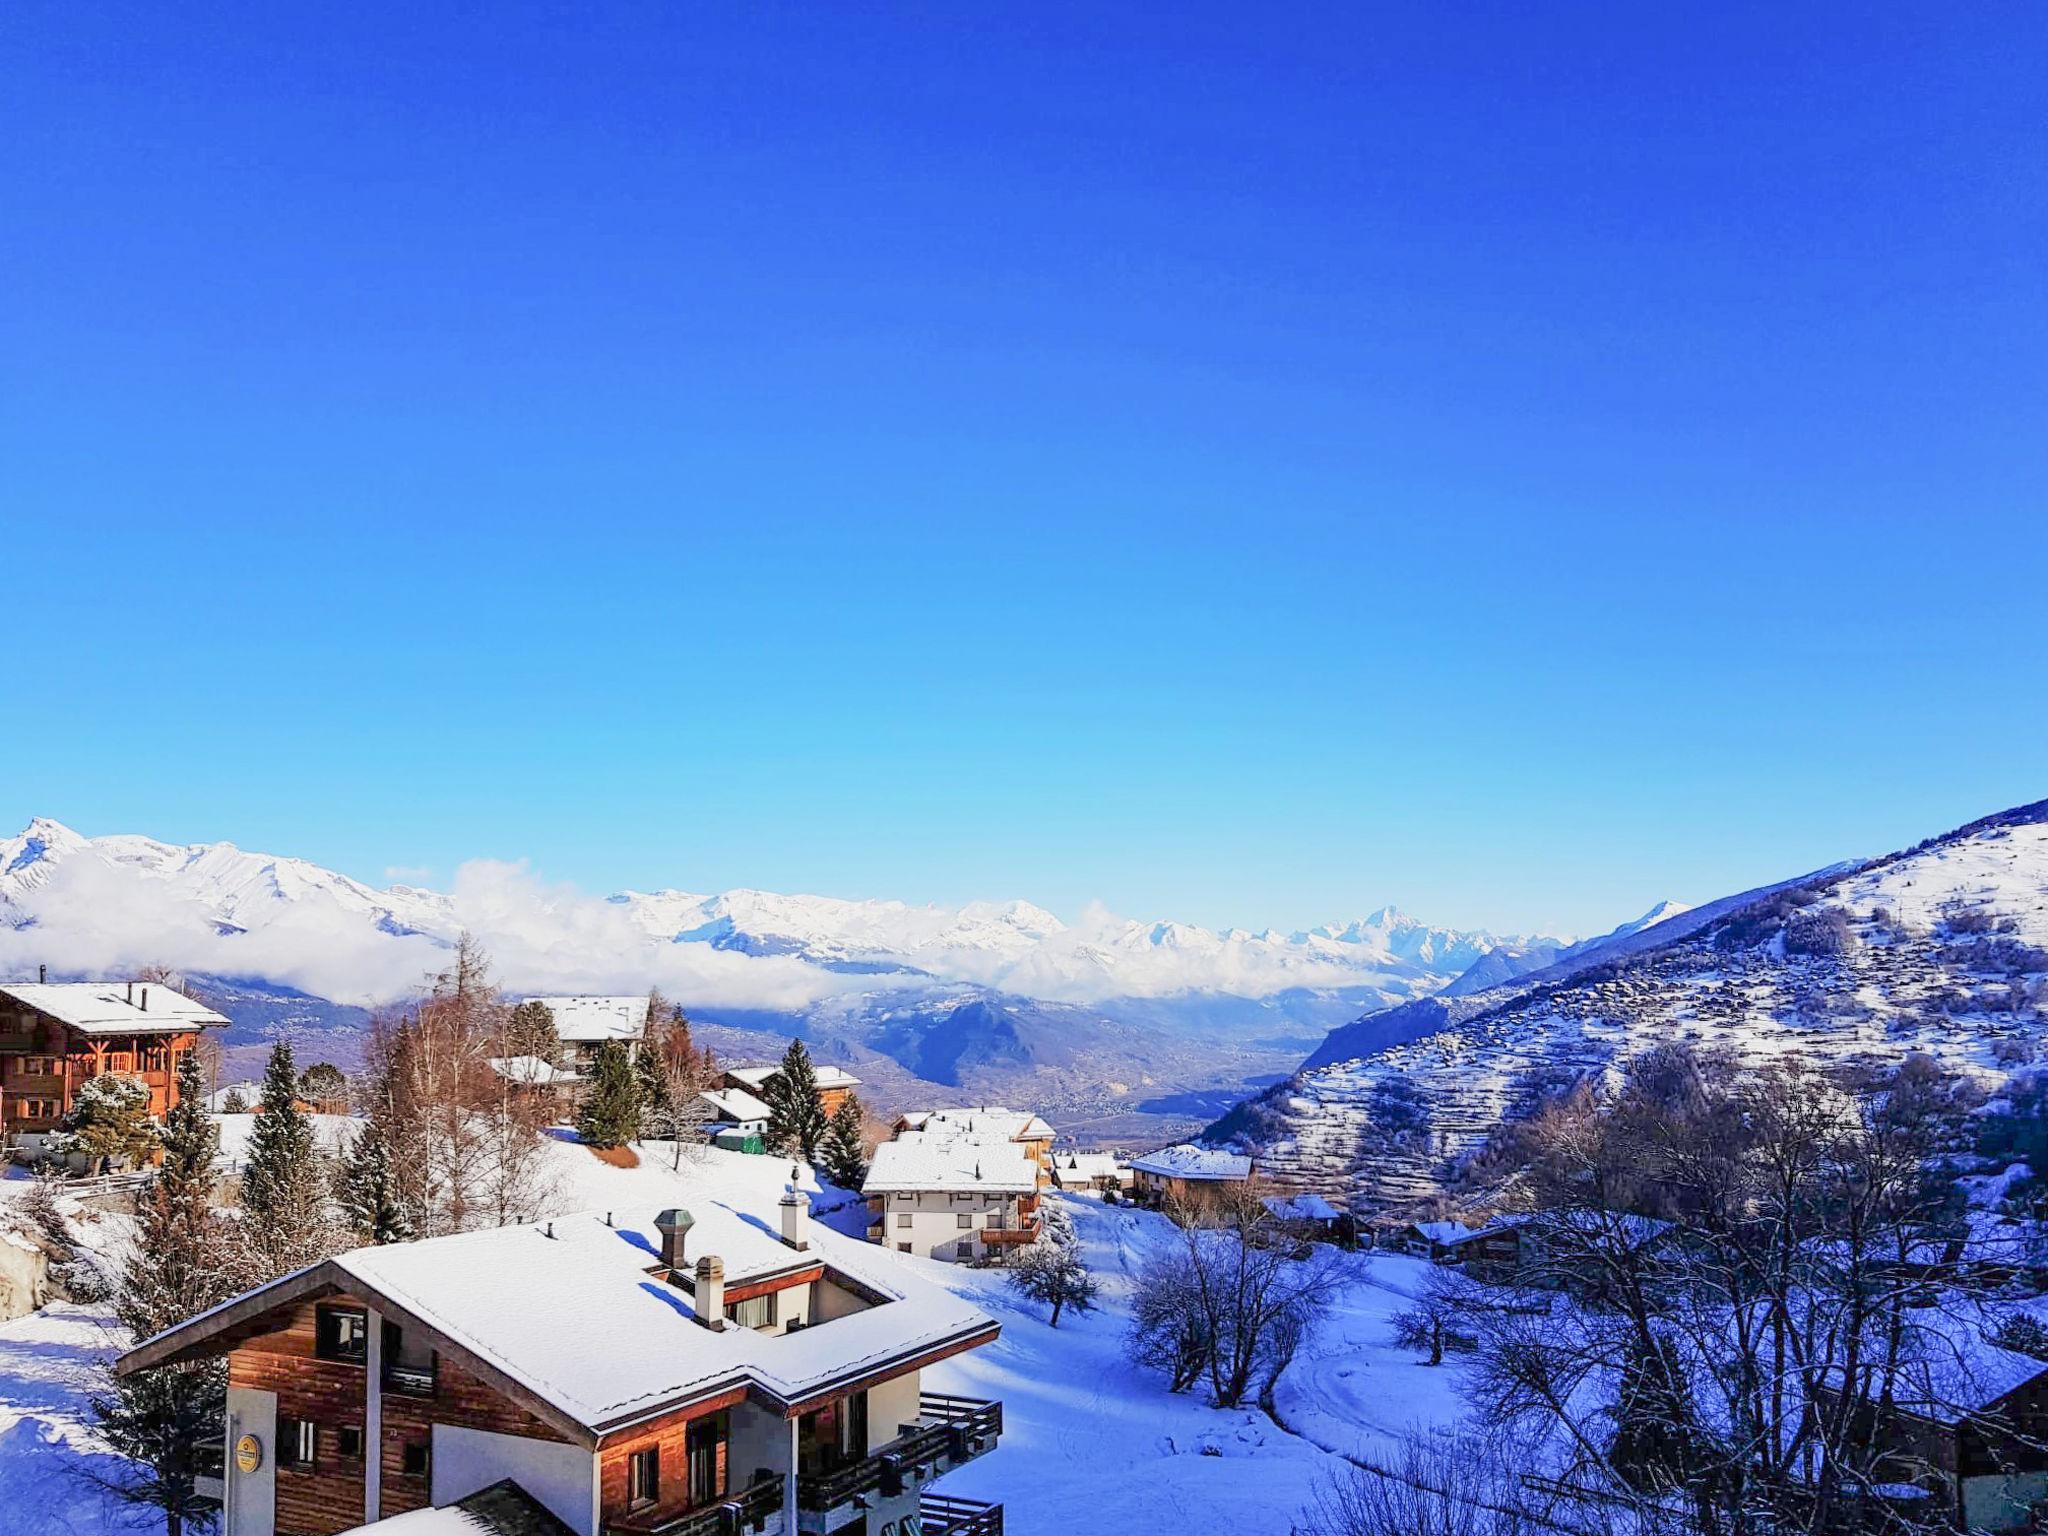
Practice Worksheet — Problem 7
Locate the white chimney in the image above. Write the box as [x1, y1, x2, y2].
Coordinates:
[694, 1255, 726, 1331]
[779, 1186, 809, 1251]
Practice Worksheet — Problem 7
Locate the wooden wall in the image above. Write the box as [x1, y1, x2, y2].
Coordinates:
[228, 1297, 370, 1535]
[597, 1389, 744, 1531]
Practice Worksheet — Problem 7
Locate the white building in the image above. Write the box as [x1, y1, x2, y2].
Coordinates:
[1050, 1150, 1131, 1193]
[864, 1138, 1041, 1262]
[698, 1085, 773, 1140]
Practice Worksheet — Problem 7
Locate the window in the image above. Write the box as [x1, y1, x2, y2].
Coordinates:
[897, 1243, 911, 1253]
[957, 1240, 975, 1259]
[895, 1192, 913, 1204]
[895, 1213, 912, 1229]
[280, 1418, 316, 1470]
[401, 1442, 431, 1478]
[686, 1412, 726, 1504]
[627, 1446, 660, 1508]
[337, 1426, 363, 1462]
[315, 1306, 369, 1364]
[726, 1291, 778, 1330]
[956, 1213, 972, 1229]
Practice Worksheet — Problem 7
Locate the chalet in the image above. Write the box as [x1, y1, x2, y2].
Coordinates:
[863, 1139, 1040, 1263]
[0, 978, 225, 1156]
[1262, 1192, 1346, 1244]
[1856, 1317, 2048, 1533]
[1127, 1144, 1255, 1216]
[118, 1185, 1007, 1536]
[724, 1065, 861, 1120]
[890, 1109, 1057, 1186]
[519, 997, 649, 1073]
[698, 1087, 773, 1154]
[1049, 1151, 1130, 1194]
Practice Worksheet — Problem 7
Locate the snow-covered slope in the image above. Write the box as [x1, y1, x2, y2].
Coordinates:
[0, 817, 1542, 1011]
[1223, 799, 2048, 1205]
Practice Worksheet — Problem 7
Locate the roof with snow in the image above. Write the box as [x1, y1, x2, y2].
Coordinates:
[341, 1478, 576, 1535]
[488, 1056, 582, 1087]
[1265, 1192, 1344, 1222]
[863, 1137, 1038, 1195]
[699, 1086, 773, 1124]
[520, 996, 648, 1044]
[1127, 1144, 1254, 1182]
[0, 980, 227, 1036]
[895, 1107, 1055, 1144]
[727, 1063, 861, 1092]
[1051, 1152, 1130, 1184]
[121, 1192, 997, 1442]
[1409, 1220, 1482, 1246]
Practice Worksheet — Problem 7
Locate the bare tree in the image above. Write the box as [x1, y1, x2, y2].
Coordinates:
[1303, 1431, 1603, 1536]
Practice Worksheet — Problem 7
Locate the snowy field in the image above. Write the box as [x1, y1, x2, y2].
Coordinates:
[0, 1136, 1474, 1536]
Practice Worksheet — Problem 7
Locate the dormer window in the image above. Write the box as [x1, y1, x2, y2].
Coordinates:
[726, 1292, 778, 1331]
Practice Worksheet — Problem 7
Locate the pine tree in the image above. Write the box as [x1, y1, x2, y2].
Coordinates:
[52, 1072, 158, 1172]
[763, 1038, 828, 1162]
[504, 1000, 561, 1064]
[577, 1040, 642, 1149]
[337, 1115, 412, 1245]
[635, 1043, 675, 1139]
[240, 1040, 331, 1272]
[820, 1094, 869, 1190]
[91, 1051, 251, 1535]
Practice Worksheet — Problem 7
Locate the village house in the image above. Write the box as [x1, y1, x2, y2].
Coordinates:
[889, 1109, 1056, 1187]
[519, 997, 650, 1073]
[1261, 1192, 1346, 1245]
[118, 1186, 1007, 1536]
[863, 1138, 1040, 1263]
[723, 1064, 862, 1120]
[1126, 1144, 1255, 1216]
[697, 1086, 774, 1154]
[0, 977, 225, 1158]
[1048, 1151, 1130, 1195]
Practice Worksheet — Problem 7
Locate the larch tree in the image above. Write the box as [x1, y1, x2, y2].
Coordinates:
[763, 1039, 827, 1162]
[240, 1039, 333, 1272]
[91, 1050, 253, 1536]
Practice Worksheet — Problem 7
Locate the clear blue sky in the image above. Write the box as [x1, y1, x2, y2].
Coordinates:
[4, 2, 2043, 936]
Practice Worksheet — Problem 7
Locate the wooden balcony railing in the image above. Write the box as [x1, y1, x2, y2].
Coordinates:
[795, 1395, 1001, 1514]
[608, 1472, 781, 1536]
[980, 1223, 1039, 1247]
[382, 1362, 437, 1398]
[920, 1493, 1003, 1536]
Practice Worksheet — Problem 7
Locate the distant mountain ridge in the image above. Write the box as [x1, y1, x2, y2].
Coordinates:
[1215, 798, 2048, 1204]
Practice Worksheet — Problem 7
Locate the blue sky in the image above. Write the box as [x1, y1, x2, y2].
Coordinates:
[4, 2, 2043, 937]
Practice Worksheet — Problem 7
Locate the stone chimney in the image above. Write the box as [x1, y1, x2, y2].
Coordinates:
[694, 1255, 726, 1330]
[779, 1185, 809, 1251]
[654, 1208, 695, 1273]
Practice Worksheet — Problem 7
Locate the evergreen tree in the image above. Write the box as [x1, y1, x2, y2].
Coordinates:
[762, 1038, 828, 1162]
[820, 1094, 869, 1190]
[504, 1000, 561, 1064]
[635, 1044, 675, 1138]
[220, 1087, 249, 1115]
[337, 1115, 412, 1245]
[240, 1040, 331, 1272]
[577, 1040, 642, 1148]
[91, 1051, 250, 1535]
[52, 1073, 158, 1171]
[296, 1062, 348, 1112]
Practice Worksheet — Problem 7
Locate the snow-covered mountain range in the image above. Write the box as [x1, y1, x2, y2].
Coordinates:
[0, 817, 1559, 1011]
[1218, 798, 2048, 1204]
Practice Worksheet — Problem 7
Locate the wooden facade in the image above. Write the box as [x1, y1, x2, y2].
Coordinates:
[0, 994, 210, 1141]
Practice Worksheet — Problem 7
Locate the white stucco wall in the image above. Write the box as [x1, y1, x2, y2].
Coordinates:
[224, 1385, 277, 1536]
[433, 1424, 598, 1536]
[872, 1191, 1022, 1261]
[866, 1369, 921, 1450]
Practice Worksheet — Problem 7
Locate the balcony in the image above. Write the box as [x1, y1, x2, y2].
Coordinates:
[608, 1473, 783, 1536]
[382, 1361, 437, 1398]
[920, 1494, 1003, 1536]
[796, 1394, 1001, 1516]
[978, 1224, 1038, 1249]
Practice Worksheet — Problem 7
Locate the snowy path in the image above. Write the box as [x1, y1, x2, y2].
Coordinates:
[0, 1301, 157, 1534]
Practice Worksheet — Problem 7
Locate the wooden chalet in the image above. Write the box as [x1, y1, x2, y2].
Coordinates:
[119, 1188, 1006, 1536]
[0, 978, 225, 1154]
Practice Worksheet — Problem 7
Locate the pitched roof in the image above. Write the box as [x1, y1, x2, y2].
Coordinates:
[699, 1086, 773, 1123]
[863, 1137, 1038, 1195]
[488, 1056, 582, 1087]
[1052, 1152, 1130, 1185]
[727, 1063, 861, 1092]
[343, 1479, 577, 1535]
[897, 1107, 1056, 1144]
[1265, 1192, 1344, 1222]
[0, 980, 227, 1036]
[1127, 1144, 1253, 1182]
[520, 996, 648, 1044]
[121, 1194, 997, 1440]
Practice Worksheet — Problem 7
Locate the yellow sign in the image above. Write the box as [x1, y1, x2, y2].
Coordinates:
[235, 1434, 262, 1474]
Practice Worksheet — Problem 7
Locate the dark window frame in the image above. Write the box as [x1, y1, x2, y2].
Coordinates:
[315, 1305, 369, 1365]
[627, 1445, 660, 1509]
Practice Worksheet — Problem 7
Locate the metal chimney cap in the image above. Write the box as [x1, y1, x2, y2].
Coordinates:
[654, 1208, 696, 1234]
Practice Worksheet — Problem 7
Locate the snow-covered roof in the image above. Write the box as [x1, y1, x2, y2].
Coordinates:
[202, 1082, 265, 1112]
[699, 1086, 772, 1124]
[520, 996, 648, 1044]
[1410, 1219, 1480, 1246]
[896, 1107, 1055, 1145]
[0, 981, 227, 1036]
[1127, 1144, 1253, 1182]
[727, 1063, 861, 1092]
[864, 1137, 1038, 1195]
[126, 1191, 997, 1438]
[488, 1056, 582, 1087]
[1265, 1192, 1343, 1222]
[1051, 1152, 1130, 1184]
[342, 1477, 575, 1535]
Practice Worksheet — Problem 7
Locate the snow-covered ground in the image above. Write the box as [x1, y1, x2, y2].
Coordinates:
[0, 1140, 1475, 1536]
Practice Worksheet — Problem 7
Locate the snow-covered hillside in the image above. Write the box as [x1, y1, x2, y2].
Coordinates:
[1226, 799, 2048, 1204]
[0, 817, 1546, 1011]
